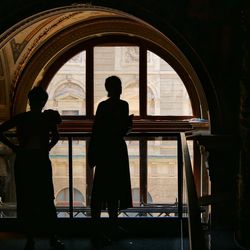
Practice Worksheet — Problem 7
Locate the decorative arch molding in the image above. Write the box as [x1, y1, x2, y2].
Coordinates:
[0, 5, 127, 47]
[13, 21, 205, 113]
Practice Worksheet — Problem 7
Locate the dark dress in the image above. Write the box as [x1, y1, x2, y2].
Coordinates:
[13, 110, 61, 229]
[89, 98, 132, 210]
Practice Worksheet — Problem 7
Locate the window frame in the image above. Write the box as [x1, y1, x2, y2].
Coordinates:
[43, 38, 203, 208]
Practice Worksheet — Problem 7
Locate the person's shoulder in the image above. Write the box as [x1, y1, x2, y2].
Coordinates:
[99, 99, 108, 105]
[120, 99, 129, 107]
[43, 109, 62, 124]
[120, 99, 128, 105]
[97, 100, 107, 109]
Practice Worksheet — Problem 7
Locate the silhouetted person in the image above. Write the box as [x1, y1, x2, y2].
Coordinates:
[88, 76, 133, 247]
[0, 86, 64, 250]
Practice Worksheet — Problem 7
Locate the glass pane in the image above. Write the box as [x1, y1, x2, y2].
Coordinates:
[72, 138, 86, 217]
[127, 140, 140, 205]
[94, 46, 139, 115]
[147, 50, 192, 116]
[50, 139, 70, 217]
[45, 51, 86, 115]
[147, 140, 178, 205]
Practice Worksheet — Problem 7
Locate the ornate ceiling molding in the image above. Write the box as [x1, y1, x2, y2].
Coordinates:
[0, 4, 128, 48]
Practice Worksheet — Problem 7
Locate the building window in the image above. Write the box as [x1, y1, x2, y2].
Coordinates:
[44, 52, 86, 116]
[56, 188, 85, 217]
[56, 187, 84, 205]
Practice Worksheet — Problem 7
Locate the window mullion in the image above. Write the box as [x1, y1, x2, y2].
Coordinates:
[140, 138, 148, 205]
[139, 46, 147, 118]
[86, 47, 94, 118]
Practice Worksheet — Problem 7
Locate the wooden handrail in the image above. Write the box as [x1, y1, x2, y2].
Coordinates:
[180, 132, 207, 250]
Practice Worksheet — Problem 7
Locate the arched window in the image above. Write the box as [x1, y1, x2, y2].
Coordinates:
[46, 42, 198, 211]
[1, 5, 212, 219]
[45, 45, 193, 122]
[56, 187, 84, 206]
[56, 188, 85, 218]
[10, 6, 211, 127]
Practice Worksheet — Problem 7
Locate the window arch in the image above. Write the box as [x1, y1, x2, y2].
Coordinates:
[44, 41, 197, 131]
[12, 11, 211, 128]
[1, 5, 219, 220]
[56, 187, 84, 206]
[56, 188, 85, 218]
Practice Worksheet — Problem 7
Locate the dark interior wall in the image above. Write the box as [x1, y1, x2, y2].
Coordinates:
[0, 0, 241, 134]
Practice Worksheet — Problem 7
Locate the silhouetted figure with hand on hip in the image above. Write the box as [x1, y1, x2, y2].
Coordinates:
[0, 86, 64, 250]
[88, 76, 133, 248]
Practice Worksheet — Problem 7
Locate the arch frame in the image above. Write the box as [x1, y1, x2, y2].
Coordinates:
[3, 5, 222, 130]
[13, 17, 206, 116]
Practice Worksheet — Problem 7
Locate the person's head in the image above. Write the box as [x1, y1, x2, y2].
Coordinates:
[28, 86, 48, 110]
[105, 76, 122, 98]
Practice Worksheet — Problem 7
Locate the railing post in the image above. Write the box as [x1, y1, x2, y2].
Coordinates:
[68, 136, 73, 218]
[86, 139, 93, 207]
[180, 132, 208, 250]
[178, 134, 183, 219]
[140, 138, 148, 205]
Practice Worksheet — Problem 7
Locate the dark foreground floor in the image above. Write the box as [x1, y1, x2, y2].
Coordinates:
[0, 233, 187, 250]
[0, 218, 242, 250]
[0, 218, 189, 250]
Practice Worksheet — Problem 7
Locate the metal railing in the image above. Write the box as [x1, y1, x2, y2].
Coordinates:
[0, 131, 207, 249]
[57, 131, 183, 218]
